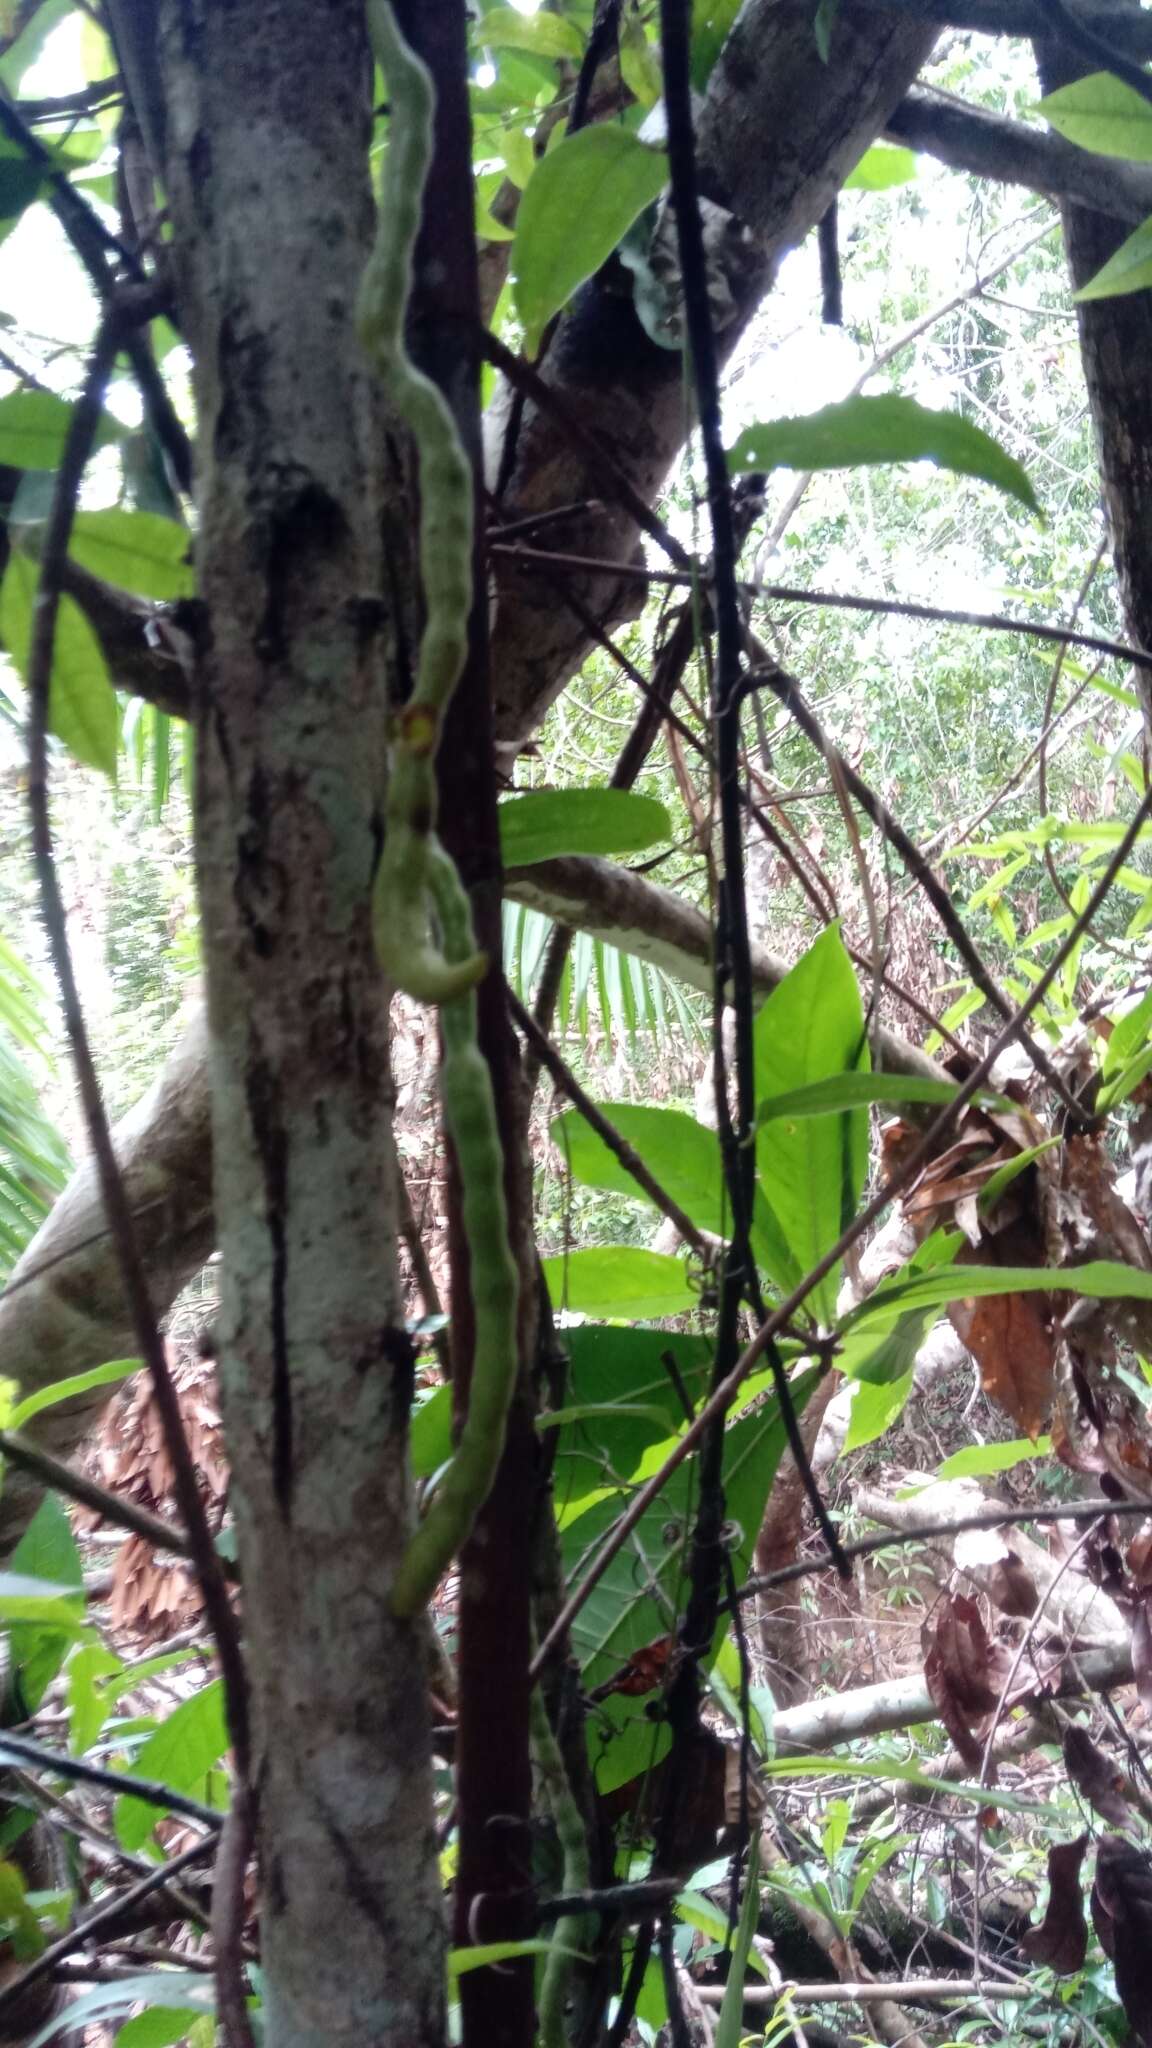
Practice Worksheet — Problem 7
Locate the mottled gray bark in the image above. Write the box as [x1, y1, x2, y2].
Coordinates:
[1034, 7, 1152, 730]
[152, 5, 442, 2043]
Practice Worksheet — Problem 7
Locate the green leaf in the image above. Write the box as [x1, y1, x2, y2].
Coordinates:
[115, 1681, 228, 1852]
[116, 2012, 207, 2048]
[844, 144, 917, 191]
[0, 388, 115, 468]
[716, 1838, 762, 2048]
[0, 554, 119, 776]
[754, 925, 869, 1321]
[937, 1435, 1051, 1480]
[500, 788, 670, 867]
[0, 1572, 86, 1631]
[540, 1247, 697, 1320]
[552, 1104, 726, 1234]
[6, 1496, 83, 1712]
[756, 1072, 1008, 1120]
[1074, 210, 1152, 301]
[67, 1641, 123, 1757]
[0, 147, 44, 232]
[759, 1753, 1064, 1818]
[68, 510, 194, 602]
[692, 0, 742, 84]
[409, 1383, 453, 1481]
[842, 1368, 914, 1451]
[845, 1256, 1152, 1327]
[26, 1974, 215, 2048]
[512, 124, 668, 353]
[11, 1358, 140, 1430]
[553, 1325, 712, 1514]
[728, 394, 1040, 517]
[478, 7, 584, 59]
[1036, 71, 1152, 160]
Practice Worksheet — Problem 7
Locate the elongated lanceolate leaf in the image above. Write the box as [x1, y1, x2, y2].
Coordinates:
[728, 394, 1040, 516]
[1074, 210, 1152, 301]
[1037, 71, 1152, 160]
[513, 125, 668, 353]
[500, 788, 670, 867]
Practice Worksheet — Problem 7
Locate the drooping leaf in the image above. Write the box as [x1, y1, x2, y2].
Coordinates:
[1037, 71, 1152, 160]
[1074, 211, 1152, 302]
[843, 143, 917, 190]
[728, 394, 1040, 517]
[1063, 1725, 1131, 1826]
[499, 789, 670, 868]
[1020, 1835, 1089, 1974]
[115, 1680, 229, 1851]
[841, 1367, 914, 1452]
[754, 925, 868, 1320]
[922, 1593, 1000, 1770]
[950, 1285, 1055, 1439]
[0, 554, 119, 776]
[512, 124, 668, 353]
[540, 1247, 697, 1320]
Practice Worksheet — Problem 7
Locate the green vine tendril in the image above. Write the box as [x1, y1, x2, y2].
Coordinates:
[359, 0, 520, 1618]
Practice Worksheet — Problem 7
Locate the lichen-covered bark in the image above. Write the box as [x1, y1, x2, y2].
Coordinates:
[1035, 8, 1152, 727]
[153, 5, 442, 2043]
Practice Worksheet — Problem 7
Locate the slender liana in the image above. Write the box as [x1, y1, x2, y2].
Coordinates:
[357, 0, 520, 1617]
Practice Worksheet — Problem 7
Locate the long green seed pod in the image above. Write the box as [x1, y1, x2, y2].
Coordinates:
[358, 2, 520, 1616]
[529, 1681, 594, 2047]
[357, 0, 484, 1004]
[389, 848, 520, 1617]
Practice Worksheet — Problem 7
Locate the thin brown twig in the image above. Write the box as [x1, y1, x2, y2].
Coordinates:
[481, 328, 692, 572]
[0, 1428, 199, 1562]
[531, 780, 1152, 1678]
[492, 542, 1152, 672]
[733, 1495, 1150, 1604]
[747, 651, 1083, 1114]
[23, 305, 249, 1774]
[0, 1835, 218, 2017]
[211, 1782, 256, 2048]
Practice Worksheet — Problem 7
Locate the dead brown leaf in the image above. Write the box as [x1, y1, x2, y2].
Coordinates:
[1020, 1834, 1088, 1974]
[1093, 1836, 1152, 2046]
[1063, 1724, 1131, 1827]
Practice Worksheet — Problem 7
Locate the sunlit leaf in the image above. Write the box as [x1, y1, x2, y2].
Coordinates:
[844, 143, 916, 190]
[500, 789, 670, 867]
[540, 1247, 697, 1320]
[1037, 71, 1152, 159]
[754, 925, 869, 1320]
[115, 1681, 228, 1851]
[0, 554, 118, 776]
[728, 394, 1040, 516]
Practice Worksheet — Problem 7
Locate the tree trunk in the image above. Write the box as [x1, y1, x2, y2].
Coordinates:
[154, 5, 443, 2042]
[1035, 6, 1152, 723]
